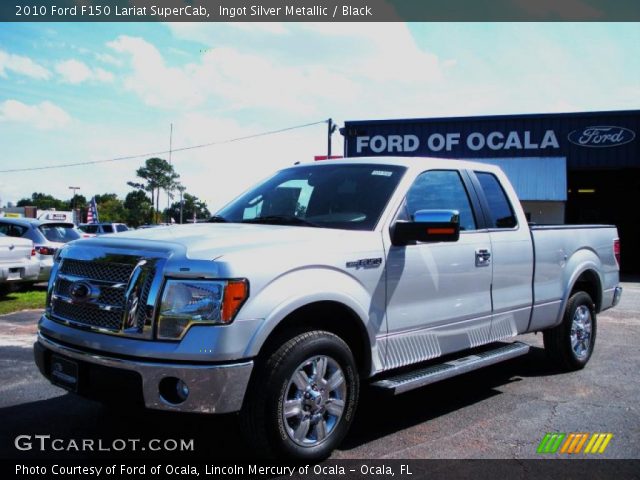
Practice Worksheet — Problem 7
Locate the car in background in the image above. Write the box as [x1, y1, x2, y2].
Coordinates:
[0, 218, 83, 282]
[0, 232, 39, 293]
[78, 223, 129, 236]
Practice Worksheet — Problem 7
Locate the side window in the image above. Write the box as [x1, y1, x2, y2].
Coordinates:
[116, 225, 128, 232]
[0, 223, 26, 237]
[475, 172, 517, 228]
[404, 170, 477, 231]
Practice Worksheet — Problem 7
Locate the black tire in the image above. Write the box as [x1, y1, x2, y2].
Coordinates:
[0, 284, 14, 297]
[543, 291, 597, 371]
[240, 330, 359, 460]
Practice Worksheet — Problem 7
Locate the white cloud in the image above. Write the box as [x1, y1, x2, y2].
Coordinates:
[107, 35, 204, 108]
[0, 49, 50, 80]
[55, 59, 114, 84]
[0, 99, 71, 130]
[108, 24, 446, 115]
[94, 52, 122, 66]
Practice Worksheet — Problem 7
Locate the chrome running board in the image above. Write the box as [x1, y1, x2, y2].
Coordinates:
[372, 341, 530, 395]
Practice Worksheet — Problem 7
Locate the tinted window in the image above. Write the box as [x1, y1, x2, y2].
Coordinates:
[102, 225, 114, 233]
[0, 222, 27, 237]
[116, 225, 128, 232]
[217, 164, 406, 231]
[404, 170, 477, 231]
[475, 172, 517, 228]
[38, 224, 81, 243]
[80, 225, 98, 234]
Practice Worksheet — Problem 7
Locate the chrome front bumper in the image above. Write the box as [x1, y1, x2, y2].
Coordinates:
[34, 333, 253, 414]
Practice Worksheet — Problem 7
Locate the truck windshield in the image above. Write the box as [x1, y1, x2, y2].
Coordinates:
[216, 164, 406, 231]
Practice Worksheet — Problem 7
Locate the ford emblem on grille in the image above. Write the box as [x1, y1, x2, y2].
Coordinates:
[69, 281, 97, 303]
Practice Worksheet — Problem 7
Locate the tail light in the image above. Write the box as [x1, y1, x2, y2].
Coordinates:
[35, 246, 56, 256]
[613, 238, 621, 267]
[31, 248, 36, 257]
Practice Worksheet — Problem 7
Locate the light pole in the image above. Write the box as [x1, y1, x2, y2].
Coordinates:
[68, 186, 80, 224]
[177, 184, 186, 224]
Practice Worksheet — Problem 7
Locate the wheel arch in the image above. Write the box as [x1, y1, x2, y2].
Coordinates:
[248, 300, 374, 377]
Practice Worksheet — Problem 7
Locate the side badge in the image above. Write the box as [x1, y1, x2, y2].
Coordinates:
[346, 258, 382, 269]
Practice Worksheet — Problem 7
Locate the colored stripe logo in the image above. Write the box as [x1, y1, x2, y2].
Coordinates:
[537, 433, 613, 454]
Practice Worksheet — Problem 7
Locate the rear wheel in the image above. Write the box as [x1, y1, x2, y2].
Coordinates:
[544, 291, 596, 371]
[240, 330, 359, 460]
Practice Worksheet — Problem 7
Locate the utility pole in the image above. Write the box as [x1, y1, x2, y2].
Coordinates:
[327, 118, 337, 158]
[167, 123, 173, 223]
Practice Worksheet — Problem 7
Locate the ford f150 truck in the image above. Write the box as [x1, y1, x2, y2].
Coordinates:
[34, 158, 622, 460]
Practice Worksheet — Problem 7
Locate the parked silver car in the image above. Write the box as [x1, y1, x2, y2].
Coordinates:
[0, 232, 39, 292]
[0, 218, 83, 282]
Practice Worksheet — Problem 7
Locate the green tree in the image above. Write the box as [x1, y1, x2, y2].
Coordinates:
[16, 192, 68, 210]
[128, 158, 179, 223]
[96, 196, 126, 223]
[124, 190, 152, 227]
[164, 193, 211, 224]
[69, 194, 87, 211]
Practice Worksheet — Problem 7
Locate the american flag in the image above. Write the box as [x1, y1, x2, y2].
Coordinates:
[86, 196, 99, 224]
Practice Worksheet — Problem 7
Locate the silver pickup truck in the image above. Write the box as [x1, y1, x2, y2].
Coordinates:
[34, 158, 622, 460]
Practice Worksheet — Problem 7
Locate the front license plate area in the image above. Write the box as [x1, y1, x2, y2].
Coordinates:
[49, 355, 79, 392]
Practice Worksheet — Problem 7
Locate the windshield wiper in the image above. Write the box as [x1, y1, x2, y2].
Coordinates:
[207, 215, 228, 223]
[241, 215, 320, 228]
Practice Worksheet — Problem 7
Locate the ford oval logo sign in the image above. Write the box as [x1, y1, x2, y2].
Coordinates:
[69, 281, 97, 303]
[568, 126, 635, 148]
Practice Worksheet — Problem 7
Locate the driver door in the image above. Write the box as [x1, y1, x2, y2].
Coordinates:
[383, 169, 493, 369]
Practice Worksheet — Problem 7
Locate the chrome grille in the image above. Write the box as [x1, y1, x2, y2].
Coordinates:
[135, 270, 155, 331]
[56, 277, 125, 307]
[50, 257, 157, 335]
[51, 300, 123, 330]
[59, 258, 134, 283]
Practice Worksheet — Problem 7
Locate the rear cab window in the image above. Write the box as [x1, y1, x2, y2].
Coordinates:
[474, 171, 517, 229]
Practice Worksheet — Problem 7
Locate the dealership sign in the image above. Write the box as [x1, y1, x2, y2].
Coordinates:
[355, 130, 560, 154]
[567, 126, 636, 148]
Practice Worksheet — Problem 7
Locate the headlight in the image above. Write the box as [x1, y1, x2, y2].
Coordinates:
[157, 279, 249, 340]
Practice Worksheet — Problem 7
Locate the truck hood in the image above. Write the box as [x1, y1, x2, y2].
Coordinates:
[80, 223, 373, 260]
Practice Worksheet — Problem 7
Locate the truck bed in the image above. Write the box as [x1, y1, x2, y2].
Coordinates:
[528, 224, 620, 332]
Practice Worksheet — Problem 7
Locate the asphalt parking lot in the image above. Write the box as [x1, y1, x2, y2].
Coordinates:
[1, 282, 638, 461]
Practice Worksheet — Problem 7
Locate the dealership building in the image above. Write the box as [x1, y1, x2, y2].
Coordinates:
[341, 110, 639, 272]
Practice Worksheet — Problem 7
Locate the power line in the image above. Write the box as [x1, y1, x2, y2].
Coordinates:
[0, 119, 329, 174]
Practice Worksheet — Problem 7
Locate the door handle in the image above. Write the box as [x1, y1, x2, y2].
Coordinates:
[475, 249, 491, 267]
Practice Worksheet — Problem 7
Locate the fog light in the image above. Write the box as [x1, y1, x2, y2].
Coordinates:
[159, 376, 189, 405]
[176, 380, 189, 402]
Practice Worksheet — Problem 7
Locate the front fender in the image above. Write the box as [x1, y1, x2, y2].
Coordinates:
[238, 266, 385, 371]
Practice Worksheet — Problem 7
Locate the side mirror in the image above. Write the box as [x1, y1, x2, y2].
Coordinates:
[391, 209, 460, 246]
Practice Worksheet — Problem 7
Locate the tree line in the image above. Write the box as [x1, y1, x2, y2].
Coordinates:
[15, 158, 210, 227]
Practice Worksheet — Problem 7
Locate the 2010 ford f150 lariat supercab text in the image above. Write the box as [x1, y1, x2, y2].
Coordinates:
[34, 158, 622, 460]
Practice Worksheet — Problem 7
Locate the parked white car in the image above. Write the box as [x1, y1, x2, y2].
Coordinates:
[0, 233, 39, 293]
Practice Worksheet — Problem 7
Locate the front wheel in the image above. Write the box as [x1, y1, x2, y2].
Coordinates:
[544, 291, 597, 371]
[240, 330, 359, 460]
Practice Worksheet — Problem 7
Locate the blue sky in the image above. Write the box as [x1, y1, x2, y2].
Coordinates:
[0, 22, 638, 210]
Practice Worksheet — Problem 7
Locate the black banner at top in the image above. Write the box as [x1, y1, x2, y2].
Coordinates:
[2, 0, 640, 22]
